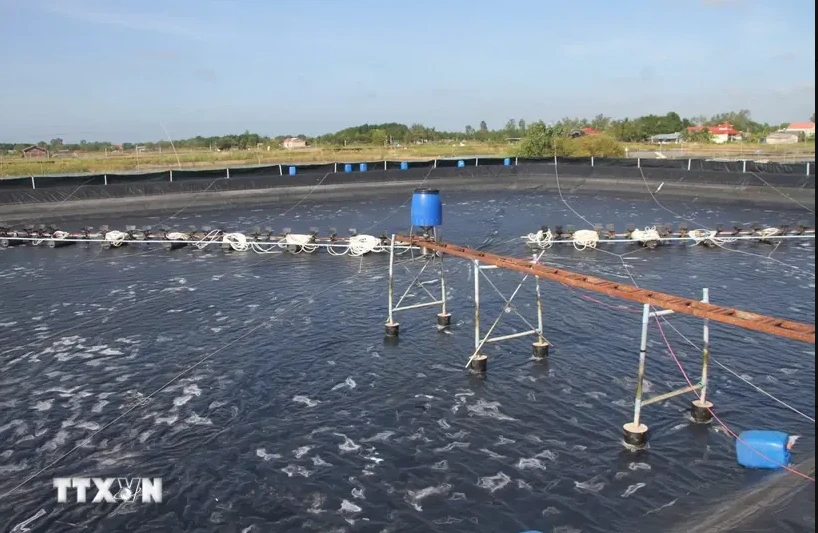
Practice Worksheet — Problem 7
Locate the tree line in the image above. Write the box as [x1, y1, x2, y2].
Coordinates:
[1, 110, 812, 154]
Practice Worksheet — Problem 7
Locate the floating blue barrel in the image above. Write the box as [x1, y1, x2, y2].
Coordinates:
[504, 157, 512, 166]
[400, 161, 409, 170]
[457, 160, 465, 168]
[288, 166, 297, 176]
[411, 188, 442, 227]
[344, 163, 353, 173]
[736, 430, 791, 469]
[359, 163, 368, 172]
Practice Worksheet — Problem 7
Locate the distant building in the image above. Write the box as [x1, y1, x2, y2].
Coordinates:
[282, 137, 307, 149]
[649, 133, 682, 144]
[762, 131, 800, 145]
[568, 127, 602, 139]
[784, 122, 815, 136]
[505, 137, 522, 144]
[21, 145, 48, 158]
[686, 122, 743, 144]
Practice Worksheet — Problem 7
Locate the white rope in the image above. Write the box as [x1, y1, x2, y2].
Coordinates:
[281, 234, 318, 254]
[104, 230, 129, 247]
[630, 226, 661, 245]
[222, 232, 250, 251]
[572, 229, 599, 251]
[525, 229, 554, 249]
[348, 235, 382, 256]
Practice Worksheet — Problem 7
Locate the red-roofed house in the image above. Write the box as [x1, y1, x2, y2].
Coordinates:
[785, 122, 815, 136]
[581, 127, 601, 135]
[686, 122, 743, 144]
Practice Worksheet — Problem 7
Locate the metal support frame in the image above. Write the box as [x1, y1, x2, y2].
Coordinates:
[465, 253, 548, 368]
[630, 288, 713, 432]
[385, 232, 447, 332]
[394, 236, 815, 344]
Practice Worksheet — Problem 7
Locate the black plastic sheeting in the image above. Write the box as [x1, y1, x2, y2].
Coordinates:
[0, 157, 813, 206]
[0, 177, 33, 190]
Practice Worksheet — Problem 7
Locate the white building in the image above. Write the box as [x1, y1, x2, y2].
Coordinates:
[784, 122, 815, 137]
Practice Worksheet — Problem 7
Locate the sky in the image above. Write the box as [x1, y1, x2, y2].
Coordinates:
[0, 0, 815, 143]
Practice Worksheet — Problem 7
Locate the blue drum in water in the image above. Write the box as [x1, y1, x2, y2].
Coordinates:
[736, 430, 792, 469]
[411, 188, 442, 227]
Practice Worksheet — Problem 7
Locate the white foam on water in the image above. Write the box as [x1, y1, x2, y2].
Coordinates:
[292, 395, 320, 407]
[433, 441, 470, 453]
[516, 457, 548, 471]
[431, 460, 448, 470]
[33, 399, 53, 411]
[334, 433, 361, 452]
[574, 478, 605, 493]
[311, 455, 332, 467]
[479, 448, 506, 459]
[628, 462, 651, 471]
[495, 435, 516, 445]
[293, 445, 313, 458]
[331, 377, 357, 391]
[476, 472, 511, 493]
[255, 448, 281, 461]
[406, 483, 452, 512]
[621, 482, 646, 498]
[351, 487, 365, 500]
[466, 399, 517, 421]
[185, 413, 212, 425]
[281, 464, 311, 478]
[360, 430, 394, 442]
[339, 499, 361, 513]
[516, 479, 533, 490]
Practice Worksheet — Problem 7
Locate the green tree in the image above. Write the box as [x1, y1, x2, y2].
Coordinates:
[370, 128, 387, 146]
[518, 119, 526, 133]
[516, 121, 563, 157]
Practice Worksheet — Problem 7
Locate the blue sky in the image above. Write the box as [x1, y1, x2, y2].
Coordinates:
[0, 0, 814, 143]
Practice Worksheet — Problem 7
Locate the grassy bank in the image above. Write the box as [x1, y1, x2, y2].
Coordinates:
[0, 142, 814, 178]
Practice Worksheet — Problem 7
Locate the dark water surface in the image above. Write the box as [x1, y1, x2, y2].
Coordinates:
[1, 190, 815, 533]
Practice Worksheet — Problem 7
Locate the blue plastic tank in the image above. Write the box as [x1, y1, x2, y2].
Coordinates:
[504, 157, 512, 166]
[411, 188, 442, 227]
[288, 166, 297, 176]
[400, 161, 409, 170]
[359, 163, 368, 172]
[457, 160, 465, 168]
[736, 430, 791, 469]
[344, 163, 353, 173]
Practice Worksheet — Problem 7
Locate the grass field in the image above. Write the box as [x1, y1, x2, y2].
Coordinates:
[0, 141, 814, 178]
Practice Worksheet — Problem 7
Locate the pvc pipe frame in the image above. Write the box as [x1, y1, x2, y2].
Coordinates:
[632, 288, 711, 426]
[386, 232, 447, 325]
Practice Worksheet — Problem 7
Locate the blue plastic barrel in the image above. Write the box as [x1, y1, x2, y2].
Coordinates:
[504, 157, 512, 166]
[359, 163, 368, 172]
[411, 188, 442, 227]
[457, 160, 465, 168]
[288, 166, 297, 176]
[344, 164, 353, 173]
[400, 161, 409, 170]
[736, 430, 791, 469]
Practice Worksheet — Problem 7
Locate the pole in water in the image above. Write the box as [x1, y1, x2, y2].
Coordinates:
[470, 354, 488, 373]
[691, 288, 714, 423]
[437, 251, 451, 329]
[533, 273, 549, 359]
[624, 304, 651, 448]
[385, 234, 399, 338]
